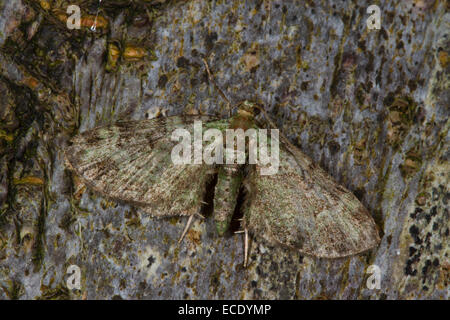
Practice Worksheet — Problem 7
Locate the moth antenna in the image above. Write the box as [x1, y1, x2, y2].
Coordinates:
[263, 0, 272, 33]
[202, 58, 232, 117]
[144, 4, 153, 23]
[178, 214, 195, 244]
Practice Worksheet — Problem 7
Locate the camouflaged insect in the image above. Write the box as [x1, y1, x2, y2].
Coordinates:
[65, 101, 380, 266]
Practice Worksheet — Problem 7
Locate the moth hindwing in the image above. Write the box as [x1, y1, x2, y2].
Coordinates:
[65, 103, 380, 263]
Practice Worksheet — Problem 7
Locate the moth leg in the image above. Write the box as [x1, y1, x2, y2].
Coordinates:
[195, 212, 205, 219]
[236, 228, 249, 267]
[244, 228, 249, 268]
[235, 224, 249, 266]
[202, 58, 232, 116]
[178, 214, 195, 244]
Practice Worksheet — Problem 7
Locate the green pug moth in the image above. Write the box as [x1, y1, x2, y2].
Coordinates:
[65, 101, 380, 266]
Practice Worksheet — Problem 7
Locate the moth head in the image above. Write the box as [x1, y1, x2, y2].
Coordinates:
[236, 100, 261, 119]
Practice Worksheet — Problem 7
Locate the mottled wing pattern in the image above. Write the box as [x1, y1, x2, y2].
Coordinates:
[244, 142, 380, 258]
[65, 115, 228, 217]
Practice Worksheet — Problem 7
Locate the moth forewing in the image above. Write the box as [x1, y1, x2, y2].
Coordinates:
[257, 129, 280, 176]
[243, 138, 380, 258]
[170, 128, 193, 165]
[65, 115, 225, 218]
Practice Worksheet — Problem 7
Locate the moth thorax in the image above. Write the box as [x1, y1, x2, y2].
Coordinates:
[213, 164, 243, 236]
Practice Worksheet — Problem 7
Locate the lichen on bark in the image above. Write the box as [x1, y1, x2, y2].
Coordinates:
[0, 0, 448, 299]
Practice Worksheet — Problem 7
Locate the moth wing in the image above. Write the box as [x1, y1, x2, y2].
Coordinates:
[65, 115, 228, 217]
[244, 141, 380, 258]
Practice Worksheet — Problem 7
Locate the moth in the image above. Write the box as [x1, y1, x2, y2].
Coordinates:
[65, 64, 380, 267]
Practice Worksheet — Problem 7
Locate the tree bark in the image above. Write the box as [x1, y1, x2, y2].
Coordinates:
[0, 0, 448, 299]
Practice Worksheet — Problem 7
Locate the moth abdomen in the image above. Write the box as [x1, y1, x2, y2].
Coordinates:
[213, 164, 243, 236]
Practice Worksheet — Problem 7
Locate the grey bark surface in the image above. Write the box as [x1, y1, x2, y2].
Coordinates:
[0, 0, 448, 299]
